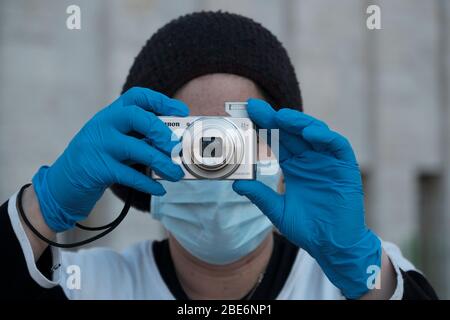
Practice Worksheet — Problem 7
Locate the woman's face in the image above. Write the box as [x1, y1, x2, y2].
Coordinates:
[173, 73, 265, 116]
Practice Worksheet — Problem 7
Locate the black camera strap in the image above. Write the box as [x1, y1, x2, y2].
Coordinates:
[16, 184, 132, 248]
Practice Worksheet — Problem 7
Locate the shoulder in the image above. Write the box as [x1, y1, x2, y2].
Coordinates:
[277, 248, 344, 299]
[62, 240, 152, 272]
[272, 234, 343, 299]
[60, 240, 153, 299]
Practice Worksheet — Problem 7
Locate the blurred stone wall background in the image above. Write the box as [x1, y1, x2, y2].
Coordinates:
[1, 0, 449, 298]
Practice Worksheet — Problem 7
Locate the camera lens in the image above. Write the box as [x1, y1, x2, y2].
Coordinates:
[181, 117, 245, 179]
[201, 137, 223, 158]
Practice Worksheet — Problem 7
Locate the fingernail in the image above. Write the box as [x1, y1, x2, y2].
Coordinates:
[155, 188, 166, 196]
[165, 165, 184, 182]
[170, 99, 189, 116]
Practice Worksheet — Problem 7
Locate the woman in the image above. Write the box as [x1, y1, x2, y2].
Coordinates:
[1, 11, 437, 300]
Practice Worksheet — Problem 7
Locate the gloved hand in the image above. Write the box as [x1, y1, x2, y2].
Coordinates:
[32, 87, 188, 232]
[233, 99, 381, 299]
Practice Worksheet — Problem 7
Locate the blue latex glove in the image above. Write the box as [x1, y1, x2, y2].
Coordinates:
[32, 87, 188, 232]
[233, 99, 381, 299]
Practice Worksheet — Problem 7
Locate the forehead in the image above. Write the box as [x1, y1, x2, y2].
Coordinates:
[173, 73, 265, 116]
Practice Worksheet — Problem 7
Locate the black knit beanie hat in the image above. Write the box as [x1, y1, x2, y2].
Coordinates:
[111, 11, 303, 211]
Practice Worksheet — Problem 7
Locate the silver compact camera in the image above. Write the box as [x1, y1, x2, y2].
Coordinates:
[151, 102, 256, 180]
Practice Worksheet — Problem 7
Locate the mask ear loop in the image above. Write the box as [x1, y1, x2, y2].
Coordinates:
[17, 184, 132, 249]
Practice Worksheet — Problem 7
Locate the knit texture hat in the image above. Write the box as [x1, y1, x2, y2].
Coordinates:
[111, 11, 303, 211]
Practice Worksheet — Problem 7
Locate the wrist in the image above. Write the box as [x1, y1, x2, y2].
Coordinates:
[19, 184, 56, 259]
[360, 249, 397, 299]
[32, 166, 78, 232]
[313, 229, 382, 299]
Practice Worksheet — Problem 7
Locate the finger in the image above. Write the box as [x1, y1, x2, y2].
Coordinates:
[232, 180, 284, 226]
[111, 134, 184, 182]
[109, 159, 166, 195]
[277, 129, 312, 157]
[302, 126, 357, 162]
[120, 87, 189, 116]
[247, 98, 278, 129]
[274, 108, 328, 155]
[275, 108, 328, 135]
[247, 98, 292, 161]
[116, 105, 180, 155]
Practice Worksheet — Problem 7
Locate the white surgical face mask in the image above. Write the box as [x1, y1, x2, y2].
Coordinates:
[151, 162, 280, 265]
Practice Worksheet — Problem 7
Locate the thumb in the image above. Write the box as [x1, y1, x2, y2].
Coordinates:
[232, 180, 284, 225]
